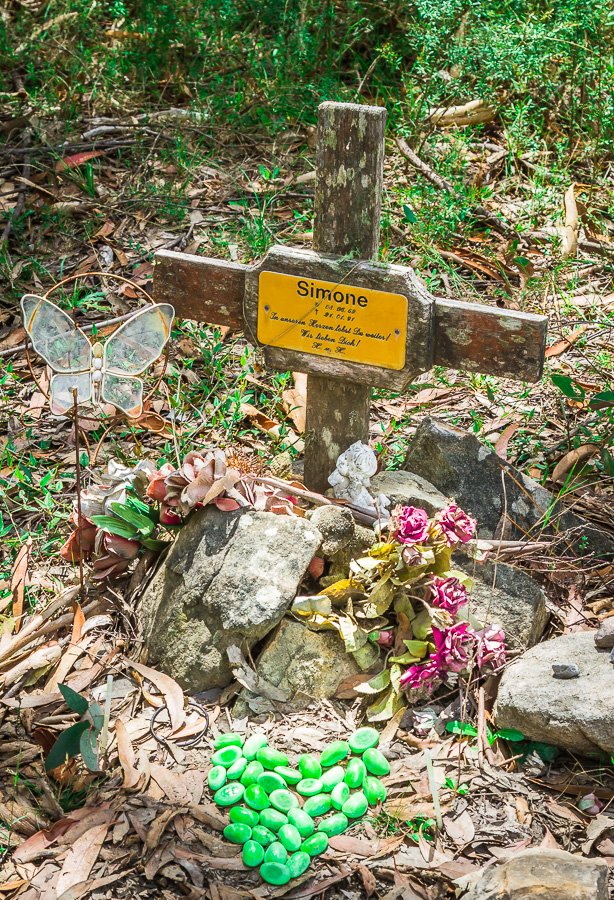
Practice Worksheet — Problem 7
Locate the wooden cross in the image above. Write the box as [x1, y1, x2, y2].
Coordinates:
[153, 102, 547, 492]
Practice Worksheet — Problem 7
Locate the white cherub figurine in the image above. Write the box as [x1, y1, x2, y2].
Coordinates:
[328, 441, 390, 521]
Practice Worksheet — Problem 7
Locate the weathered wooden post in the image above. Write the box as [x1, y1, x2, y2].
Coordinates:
[305, 102, 386, 491]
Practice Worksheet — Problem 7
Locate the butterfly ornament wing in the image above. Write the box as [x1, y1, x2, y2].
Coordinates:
[21, 295, 92, 415]
[102, 304, 174, 417]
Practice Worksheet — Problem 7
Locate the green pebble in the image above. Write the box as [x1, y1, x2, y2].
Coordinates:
[214, 782, 245, 806]
[243, 734, 268, 760]
[264, 841, 288, 864]
[301, 831, 329, 856]
[208, 766, 226, 791]
[363, 747, 390, 776]
[345, 758, 366, 789]
[244, 784, 270, 811]
[320, 765, 345, 791]
[363, 775, 387, 805]
[297, 778, 323, 796]
[259, 862, 291, 886]
[211, 745, 243, 768]
[274, 766, 302, 786]
[252, 825, 275, 846]
[298, 754, 322, 779]
[243, 840, 264, 867]
[229, 806, 259, 827]
[241, 761, 264, 787]
[257, 747, 289, 770]
[317, 812, 349, 837]
[348, 727, 379, 754]
[303, 793, 332, 817]
[214, 732, 244, 750]
[287, 850, 311, 878]
[287, 807, 315, 838]
[269, 788, 299, 812]
[259, 808, 288, 832]
[257, 771, 286, 793]
[331, 782, 350, 810]
[320, 740, 349, 768]
[278, 823, 302, 852]
[342, 791, 368, 819]
[227, 757, 248, 780]
[223, 823, 252, 844]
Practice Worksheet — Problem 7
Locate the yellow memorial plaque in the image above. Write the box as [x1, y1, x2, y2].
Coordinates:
[257, 272, 408, 370]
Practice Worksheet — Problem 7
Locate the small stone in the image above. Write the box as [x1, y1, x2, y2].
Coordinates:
[552, 663, 580, 679]
[264, 841, 288, 864]
[243, 840, 264, 867]
[595, 618, 614, 649]
[252, 825, 275, 846]
[363, 776, 387, 804]
[259, 809, 288, 833]
[257, 747, 289, 770]
[223, 823, 252, 844]
[348, 727, 380, 753]
[342, 792, 368, 818]
[260, 861, 291, 886]
[298, 754, 322, 779]
[214, 783, 245, 806]
[311, 505, 355, 556]
[211, 745, 243, 767]
[362, 748, 390, 776]
[301, 832, 329, 856]
[207, 766, 226, 791]
[331, 782, 350, 810]
[287, 808, 315, 837]
[243, 734, 268, 760]
[344, 758, 366, 789]
[297, 778, 323, 796]
[269, 789, 299, 812]
[229, 806, 259, 828]
[464, 848, 607, 900]
[275, 766, 302, 785]
[214, 732, 244, 750]
[278, 823, 302, 852]
[303, 793, 332, 817]
[244, 784, 270, 811]
[287, 850, 311, 877]
[320, 765, 345, 791]
[320, 740, 349, 767]
[317, 812, 349, 837]
[241, 761, 265, 787]
[257, 772, 286, 793]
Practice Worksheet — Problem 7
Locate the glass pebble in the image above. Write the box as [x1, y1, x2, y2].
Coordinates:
[259, 809, 288, 833]
[257, 772, 286, 793]
[303, 793, 332, 817]
[317, 812, 349, 837]
[344, 758, 366, 789]
[223, 823, 252, 844]
[331, 782, 350, 810]
[269, 789, 299, 812]
[252, 825, 275, 846]
[278, 823, 302, 852]
[363, 747, 390, 776]
[363, 775, 387, 804]
[243, 734, 268, 760]
[342, 791, 368, 818]
[301, 831, 329, 856]
[244, 784, 270, 811]
[320, 740, 349, 768]
[229, 806, 259, 827]
[227, 757, 248, 780]
[241, 761, 264, 787]
[207, 766, 226, 791]
[348, 727, 379, 753]
[211, 745, 243, 768]
[297, 778, 323, 797]
[287, 807, 315, 838]
[214, 732, 244, 750]
[214, 783, 245, 806]
[264, 841, 288, 864]
[287, 850, 311, 878]
[320, 765, 344, 791]
[257, 747, 289, 770]
[243, 840, 264, 867]
[259, 862, 291, 886]
[298, 754, 322, 779]
[275, 766, 302, 786]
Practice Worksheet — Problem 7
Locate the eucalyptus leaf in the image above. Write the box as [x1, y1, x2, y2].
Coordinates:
[80, 726, 99, 771]
[59, 683, 88, 715]
[87, 701, 104, 733]
[45, 721, 90, 771]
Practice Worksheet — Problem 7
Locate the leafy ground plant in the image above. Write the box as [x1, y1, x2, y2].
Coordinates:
[45, 684, 103, 773]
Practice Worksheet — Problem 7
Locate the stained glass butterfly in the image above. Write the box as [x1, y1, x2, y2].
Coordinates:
[21, 295, 175, 418]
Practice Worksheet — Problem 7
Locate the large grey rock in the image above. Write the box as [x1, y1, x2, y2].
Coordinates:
[369, 469, 448, 516]
[235, 618, 362, 714]
[403, 417, 614, 559]
[138, 507, 321, 691]
[310, 505, 355, 557]
[465, 848, 608, 900]
[495, 631, 614, 756]
[457, 552, 548, 649]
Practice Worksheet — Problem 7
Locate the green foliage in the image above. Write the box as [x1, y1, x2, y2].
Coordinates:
[45, 685, 103, 772]
[446, 720, 524, 745]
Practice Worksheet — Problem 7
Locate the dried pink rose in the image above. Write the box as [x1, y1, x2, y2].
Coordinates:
[399, 658, 441, 693]
[427, 576, 468, 615]
[432, 622, 474, 676]
[475, 624, 506, 671]
[436, 503, 476, 547]
[374, 630, 395, 649]
[394, 505, 430, 545]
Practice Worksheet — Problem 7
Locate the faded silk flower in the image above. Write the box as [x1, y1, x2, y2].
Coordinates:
[394, 505, 430, 545]
[432, 622, 474, 676]
[428, 576, 468, 615]
[437, 502, 476, 547]
[399, 658, 440, 693]
[475, 625, 506, 671]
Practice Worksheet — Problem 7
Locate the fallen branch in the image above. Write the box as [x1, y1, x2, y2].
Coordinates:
[256, 474, 378, 525]
[395, 136, 515, 239]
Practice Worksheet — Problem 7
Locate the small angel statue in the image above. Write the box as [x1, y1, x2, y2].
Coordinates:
[328, 441, 390, 522]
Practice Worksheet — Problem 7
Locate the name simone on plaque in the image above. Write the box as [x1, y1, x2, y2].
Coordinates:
[257, 271, 408, 370]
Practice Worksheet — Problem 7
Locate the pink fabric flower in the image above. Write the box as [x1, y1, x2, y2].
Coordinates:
[432, 622, 473, 675]
[394, 506, 430, 545]
[475, 625, 506, 671]
[374, 630, 395, 649]
[436, 503, 476, 547]
[427, 576, 468, 615]
[399, 658, 441, 693]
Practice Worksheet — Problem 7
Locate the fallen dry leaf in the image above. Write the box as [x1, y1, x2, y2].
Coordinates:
[551, 443, 599, 483]
[11, 536, 32, 634]
[115, 719, 141, 789]
[443, 810, 475, 846]
[539, 826, 561, 849]
[282, 371, 307, 433]
[127, 659, 185, 731]
[55, 823, 110, 896]
[149, 763, 192, 805]
[495, 422, 520, 459]
[239, 401, 304, 452]
[545, 323, 590, 358]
